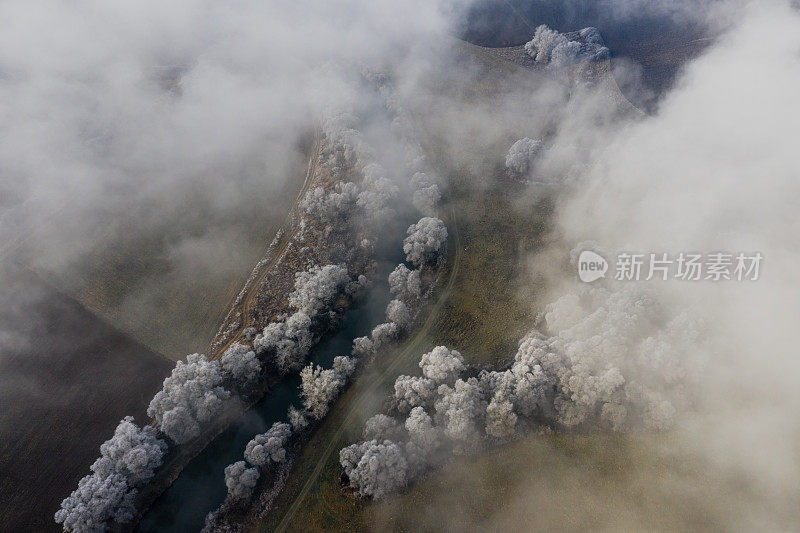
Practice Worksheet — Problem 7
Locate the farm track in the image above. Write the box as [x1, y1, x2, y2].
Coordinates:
[272, 205, 463, 532]
[211, 130, 320, 360]
[131, 131, 322, 528]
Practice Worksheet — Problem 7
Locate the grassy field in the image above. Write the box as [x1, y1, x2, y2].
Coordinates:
[366, 431, 751, 532]
[432, 174, 552, 367]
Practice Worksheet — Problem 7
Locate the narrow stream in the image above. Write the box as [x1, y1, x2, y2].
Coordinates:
[137, 249, 400, 532]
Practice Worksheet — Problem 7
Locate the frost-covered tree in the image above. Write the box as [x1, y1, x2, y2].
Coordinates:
[299, 182, 359, 224]
[300, 363, 346, 420]
[388, 264, 422, 302]
[524, 25, 609, 67]
[336, 279, 700, 500]
[351, 336, 374, 358]
[340, 440, 409, 500]
[357, 163, 398, 220]
[403, 217, 447, 268]
[254, 321, 287, 354]
[538, 287, 645, 429]
[580, 27, 605, 45]
[485, 394, 518, 439]
[254, 313, 313, 373]
[524, 25, 567, 63]
[282, 312, 315, 372]
[477, 368, 515, 399]
[254, 264, 353, 373]
[220, 343, 262, 386]
[244, 422, 292, 466]
[393, 375, 437, 414]
[90, 417, 167, 485]
[412, 185, 442, 217]
[419, 346, 465, 384]
[363, 414, 404, 442]
[319, 108, 367, 176]
[551, 40, 583, 67]
[339, 440, 369, 479]
[55, 474, 135, 533]
[147, 353, 230, 444]
[434, 378, 486, 444]
[333, 355, 357, 378]
[410, 171, 435, 191]
[370, 322, 399, 352]
[410, 171, 441, 216]
[160, 406, 200, 446]
[508, 335, 555, 419]
[349, 274, 369, 297]
[224, 461, 259, 500]
[577, 27, 610, 61]
[301, 187, 333, 220]
[505, 138, 544, 178]
[321, 135, 359, 176]
[504, 283, 694, 431]
[289, 264, 351, 316]
[285, 310, 313, 342]
[385, 299, 412, 329]
[287, 404, 309, 431]
[357, 188, 397, 220]
[404, 407, 439, 451]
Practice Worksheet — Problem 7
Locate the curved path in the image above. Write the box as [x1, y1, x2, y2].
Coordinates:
[212, 131, 320, 359]
[134, 130, 324, 526]
[272, 205, 463, 532]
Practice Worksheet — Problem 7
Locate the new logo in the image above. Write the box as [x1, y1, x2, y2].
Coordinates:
[577, 250, 608, 283]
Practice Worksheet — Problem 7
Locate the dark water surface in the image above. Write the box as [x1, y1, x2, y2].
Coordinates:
[136, 254, 398, 532]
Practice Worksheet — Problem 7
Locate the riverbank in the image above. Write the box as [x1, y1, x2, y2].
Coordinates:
[137, 248, 403, 531]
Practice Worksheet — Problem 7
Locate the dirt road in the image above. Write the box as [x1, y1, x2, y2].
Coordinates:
[211, 131, 320, 359]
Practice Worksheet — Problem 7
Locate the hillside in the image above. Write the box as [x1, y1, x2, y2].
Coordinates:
[20, 136, 311, 361]
[458, 0, 712, 110]
[0, 262, 173, 531]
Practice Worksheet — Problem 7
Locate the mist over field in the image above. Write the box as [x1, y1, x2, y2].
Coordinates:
[0, 0, 457, 527]
[399, 0, 800, 528]
[542, 2, 800, 525]
[0, 0, 457, 359]
[1, 0, 798, 530]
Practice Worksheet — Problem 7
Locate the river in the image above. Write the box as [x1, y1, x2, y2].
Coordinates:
[137, 248, 401, 532]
